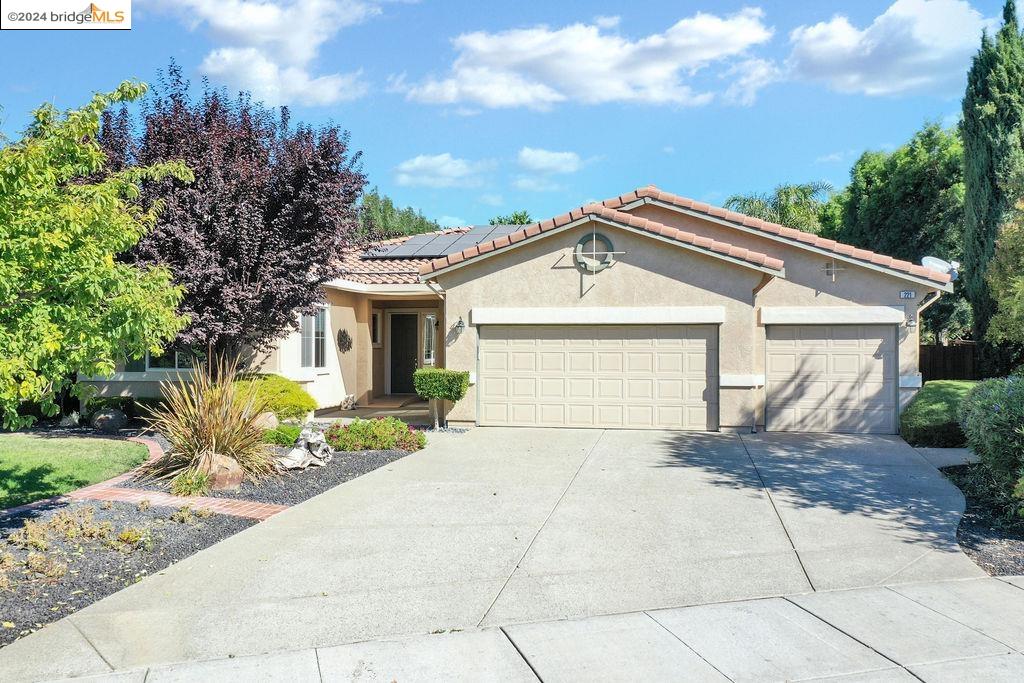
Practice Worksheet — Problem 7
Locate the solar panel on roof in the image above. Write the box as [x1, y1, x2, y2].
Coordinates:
[411, 233, 461, 256]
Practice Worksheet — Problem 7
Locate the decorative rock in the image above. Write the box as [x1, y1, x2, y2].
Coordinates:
[91, 408, 127, 434]
[276, 426, 333, 470]
[207, 453, 244, 490]
[58, 412, 81, 428]
[340, 394, 357, 410]
[253, 411, 279, 430]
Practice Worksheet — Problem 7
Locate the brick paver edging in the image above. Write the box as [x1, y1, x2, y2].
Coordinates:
[1, 435, 287, 521]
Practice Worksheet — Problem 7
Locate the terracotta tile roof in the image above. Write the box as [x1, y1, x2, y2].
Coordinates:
[337, 228, 470, 284]
[418, 204, 786, 277]
[603, 185, 952, 286]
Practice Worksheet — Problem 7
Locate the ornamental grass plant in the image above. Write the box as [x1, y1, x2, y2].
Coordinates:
[139, 356, 275, 493]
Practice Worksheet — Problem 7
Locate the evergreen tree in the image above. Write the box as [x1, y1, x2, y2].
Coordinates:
[359, 187, 440, 238]
[961, 0, 1024, 343]
[489, 210, 533, 225]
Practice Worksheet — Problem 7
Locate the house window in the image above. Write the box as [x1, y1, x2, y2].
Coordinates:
[371, 309, 383, 348]
[423, 314, 437, 366]
[302, 308, 327, 368]
[138, 348, 195, 371]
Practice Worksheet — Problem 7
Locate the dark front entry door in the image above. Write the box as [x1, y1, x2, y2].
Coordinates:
[390, 313, 418, 393]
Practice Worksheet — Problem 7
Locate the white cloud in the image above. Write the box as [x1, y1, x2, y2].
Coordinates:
[399, 8, 774, 110]
[478, 193, 504, 206]
[594, 15, 620, 29]
[723, 58, 782, 106]
[787, 0, 996, 96]
[662, 145, 676, 154]
[146, 0, 377, 106]
[513, 177, 563, 192]
[394, 153, 490, 188]
[517, 147, 583, 174]
[438, 215, 467, 227]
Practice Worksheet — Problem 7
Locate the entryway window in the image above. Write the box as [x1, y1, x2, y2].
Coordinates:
[423, 314, 437, 366]
[301, 308, 327, 368]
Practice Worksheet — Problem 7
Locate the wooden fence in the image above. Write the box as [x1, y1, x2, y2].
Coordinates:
[919, 343, 979, 381]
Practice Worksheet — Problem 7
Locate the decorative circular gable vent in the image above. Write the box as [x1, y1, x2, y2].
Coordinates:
[574, 233, 615, 273]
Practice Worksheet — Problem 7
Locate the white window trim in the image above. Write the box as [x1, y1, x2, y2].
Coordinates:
[301, 307, 328, 370]
[371, 308, 383, 349]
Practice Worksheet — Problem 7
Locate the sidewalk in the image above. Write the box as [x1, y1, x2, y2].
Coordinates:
[43, 575, 1024, 682]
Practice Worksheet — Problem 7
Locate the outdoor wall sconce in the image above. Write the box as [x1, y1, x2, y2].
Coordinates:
[455, 316, 466, 332]
[906, 318, 917, 329]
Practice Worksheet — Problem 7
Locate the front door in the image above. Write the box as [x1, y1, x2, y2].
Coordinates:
[390, 313, 419, 393]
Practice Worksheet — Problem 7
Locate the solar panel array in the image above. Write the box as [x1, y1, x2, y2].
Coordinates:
[362, 225, 524, 260]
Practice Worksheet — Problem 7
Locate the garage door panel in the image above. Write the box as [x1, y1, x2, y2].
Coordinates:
[478, 324, 718, 430]
[766, 325, 896, 434]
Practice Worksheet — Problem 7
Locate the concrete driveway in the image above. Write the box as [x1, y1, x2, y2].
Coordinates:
[1, 428, 985, 680]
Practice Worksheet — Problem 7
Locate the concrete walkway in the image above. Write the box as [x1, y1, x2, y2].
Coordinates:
[0, 428, 991, 680]
[46, 576, 1024, 682]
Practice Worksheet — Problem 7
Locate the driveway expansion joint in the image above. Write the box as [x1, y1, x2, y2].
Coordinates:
[476, 429, 607, 627]
[738, 433, 816, 592]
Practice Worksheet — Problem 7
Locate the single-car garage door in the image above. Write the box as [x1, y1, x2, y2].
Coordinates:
[477, 324, 718, 430]
[765, 324, 897, 433]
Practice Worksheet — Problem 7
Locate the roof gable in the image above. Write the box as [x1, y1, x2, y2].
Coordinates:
[418, 204, 786, 279]
[605, 186, 952, 291]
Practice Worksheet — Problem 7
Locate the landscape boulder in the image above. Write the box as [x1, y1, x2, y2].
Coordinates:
[253, 411, 279, 430]
[207, 453, 244, 490]
[91, 408, 127, 434]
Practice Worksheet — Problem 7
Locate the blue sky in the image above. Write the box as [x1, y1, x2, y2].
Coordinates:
[0, 0, 1015, 226]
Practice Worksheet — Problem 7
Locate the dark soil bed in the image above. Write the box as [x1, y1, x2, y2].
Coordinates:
[0, 500, 254, 646]
[943, 464, 1024, 575]
[117, 448, 411, 506]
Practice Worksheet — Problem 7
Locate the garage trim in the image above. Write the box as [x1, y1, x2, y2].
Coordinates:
[760, 305, 905, 325]
[470, 306, 725, 326]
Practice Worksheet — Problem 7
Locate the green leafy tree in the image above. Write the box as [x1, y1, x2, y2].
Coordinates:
[961, 0, 1024, 344]
[987, 202, 1024, 343]
[360, 187, 440, 238]
[489, 210, 532, 225]
[834, 124, 968, 342]
[0, 82, 190, 429]
[723, 182, 834, 234]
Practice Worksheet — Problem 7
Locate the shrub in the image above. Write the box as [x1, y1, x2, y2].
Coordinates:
[263, 424, 303, 446]
[140, 357, 275, 487]
[325, 417, 426, 452]
[84, 396, 165, 420]
[413, 368, 469, 429]
[170, 469, 210, 496]
[235, 374, 316, 420]
[900, 380, 976, 447]
[959, 376, 1024, 518]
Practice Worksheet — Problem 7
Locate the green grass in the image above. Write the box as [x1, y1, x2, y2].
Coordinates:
[0, 435, 148, 510]
[900, 380, 978, 448]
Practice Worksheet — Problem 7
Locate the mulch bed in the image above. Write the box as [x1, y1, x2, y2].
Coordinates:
[117, 447, 411, 506]
[0, 500, 254, 646]
[943, 464, 1024, 576]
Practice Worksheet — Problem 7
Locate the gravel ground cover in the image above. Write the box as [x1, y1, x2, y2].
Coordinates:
[118, 446, 411, 506]
[944, 464, 1024, 575]
[0, 500, 254, 646]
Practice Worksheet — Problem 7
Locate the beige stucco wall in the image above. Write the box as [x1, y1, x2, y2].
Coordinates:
[434, 212, 941, 430]
[436, 220, 765, 428]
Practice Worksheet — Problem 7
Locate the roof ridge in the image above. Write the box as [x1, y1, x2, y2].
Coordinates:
[419, 202, 785, 277]
[603, 186, 951, 285]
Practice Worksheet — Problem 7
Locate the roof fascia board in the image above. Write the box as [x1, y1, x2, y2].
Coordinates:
[629, 197, 953, 293]
[325, 278, 437, 295]
[421, 214, 785, 281]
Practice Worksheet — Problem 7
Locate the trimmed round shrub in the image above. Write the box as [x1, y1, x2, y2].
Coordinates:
[235, 374, 316, 420]
[325, 417, 425, 452]
[959, 376, 1024, 518]
[413, 368, 470, 402]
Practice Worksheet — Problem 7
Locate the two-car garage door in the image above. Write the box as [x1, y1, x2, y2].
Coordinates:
[478, 324, 718, 430]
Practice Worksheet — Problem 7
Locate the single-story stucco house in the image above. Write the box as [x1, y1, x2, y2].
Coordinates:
[83, 185, 955, 434]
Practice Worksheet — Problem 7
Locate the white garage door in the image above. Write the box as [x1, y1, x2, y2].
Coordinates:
[765, 325, 897, 434]
[478, 324, 718, 430]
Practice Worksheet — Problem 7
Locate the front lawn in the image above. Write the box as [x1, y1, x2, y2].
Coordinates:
[900, 380, 977, 447]
[0, 435, 148, 510]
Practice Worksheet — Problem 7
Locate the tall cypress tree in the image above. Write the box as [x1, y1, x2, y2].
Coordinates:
[961, 0, 1024, 347]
